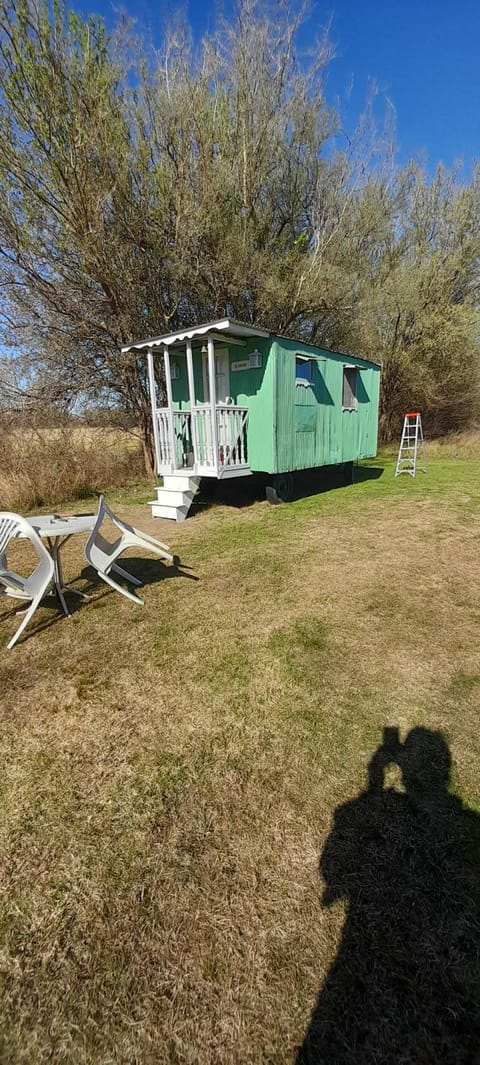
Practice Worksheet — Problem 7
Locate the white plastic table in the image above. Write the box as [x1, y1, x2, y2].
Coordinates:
[28, 513, 96, 617]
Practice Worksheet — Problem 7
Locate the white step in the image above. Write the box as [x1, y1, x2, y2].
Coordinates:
[149, 475, 201, 522]
[150, 502, 190, 522]
[162, 474, 200, 493]
[154, 488, 195, 508]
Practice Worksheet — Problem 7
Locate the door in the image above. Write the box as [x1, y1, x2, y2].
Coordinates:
[201, 348, 232, 466]
[202, 347, 230, 403]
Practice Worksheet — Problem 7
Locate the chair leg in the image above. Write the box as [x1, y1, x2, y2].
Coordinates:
[131, 528, 172, 556]
[7, 593, 42, 650]
[123, 532, 173, 563]
[136, 539, 174, 562]
[100, 569, 144, 606]
[111, 562, 143, 587]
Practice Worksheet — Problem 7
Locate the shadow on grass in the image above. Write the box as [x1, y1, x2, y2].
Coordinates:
[0, 587, 112, 646]
[351, 464, 385, 484]
[79, 553, 199, 593]
[190, 464, 385, 514]
[297, 727, 480, 1064]
[1, 556, 198, 647]
[291, 464, 385, 500]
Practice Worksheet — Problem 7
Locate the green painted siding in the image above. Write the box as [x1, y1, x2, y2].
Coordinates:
[170, 354, 189, 410]
[168, 340, 275, 469]
[227, 338, 275, 472]
[169, 350, 212, 408]
[271, 337, 379, 474]
[193, 352, 206, 405]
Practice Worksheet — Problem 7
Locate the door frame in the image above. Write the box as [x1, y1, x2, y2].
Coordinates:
[202, 346, 230, 404]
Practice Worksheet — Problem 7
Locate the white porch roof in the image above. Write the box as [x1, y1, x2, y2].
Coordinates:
[121, 318, 270, 353]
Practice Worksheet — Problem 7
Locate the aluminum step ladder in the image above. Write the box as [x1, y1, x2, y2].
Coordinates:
[395, 412, 426, 477]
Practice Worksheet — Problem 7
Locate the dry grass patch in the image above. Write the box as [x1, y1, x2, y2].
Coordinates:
[0, 425, 146, 511]
[1, 454, 480, 1063]
[380, 426, 480, 459]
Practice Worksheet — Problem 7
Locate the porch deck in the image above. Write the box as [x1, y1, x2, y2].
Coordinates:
[155, 404, 251, 479]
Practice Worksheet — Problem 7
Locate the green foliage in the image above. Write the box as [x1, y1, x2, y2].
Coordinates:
[0, 0, 478, 454]
[340, 165, 480, 438]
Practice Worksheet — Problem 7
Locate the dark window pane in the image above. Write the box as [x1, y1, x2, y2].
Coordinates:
[296, 356, 312, 382]
[342, 367, 357, 408]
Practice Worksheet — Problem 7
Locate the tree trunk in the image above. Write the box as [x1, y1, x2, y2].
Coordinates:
[140, 409, 156, 478]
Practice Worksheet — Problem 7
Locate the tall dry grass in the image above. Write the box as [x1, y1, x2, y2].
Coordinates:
[380, 426, 480, 459]
[420, 427, 480, 459]
[0, 425, 146, 512]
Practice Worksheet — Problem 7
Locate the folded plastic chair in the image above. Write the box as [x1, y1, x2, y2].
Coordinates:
[85, 495, 174, 605]
[0, 512, 55, 650]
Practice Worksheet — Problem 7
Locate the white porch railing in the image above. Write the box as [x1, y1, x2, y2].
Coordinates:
[193, 407, 215, 468]
[155, 409, 194, 470]
[216, 405, 249, 471]
[156, 408, 173, 469]
[174, 411, 194, 468]
[155, 405, 249, 475]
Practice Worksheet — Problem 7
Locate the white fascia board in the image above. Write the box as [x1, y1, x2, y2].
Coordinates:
[121, 318, 270, 353]
[225, 320, 270, 339]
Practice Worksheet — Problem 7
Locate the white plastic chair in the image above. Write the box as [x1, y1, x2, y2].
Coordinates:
[0, 513, 55, 650]
[84, 495, 174, 605]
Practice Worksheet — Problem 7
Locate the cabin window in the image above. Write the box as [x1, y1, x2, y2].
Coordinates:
[295, 355, 314, 386]
[342, 366, 358, 410]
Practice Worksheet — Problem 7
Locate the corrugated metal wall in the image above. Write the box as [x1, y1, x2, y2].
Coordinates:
[272, 337, 380, 473]
[229, 338, 275, 472]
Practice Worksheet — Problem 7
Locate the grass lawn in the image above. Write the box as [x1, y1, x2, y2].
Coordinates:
[1, 452, 480, 1063]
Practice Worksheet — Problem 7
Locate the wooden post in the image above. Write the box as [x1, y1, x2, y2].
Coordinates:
[185, 338, 199, 469]
[163, 345, 176, 471]
[146, 347, 161, 476]
[207, 334, 218, 471]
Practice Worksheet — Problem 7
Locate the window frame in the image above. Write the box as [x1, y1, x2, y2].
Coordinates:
[295, 354, 314, 387]
[342, 365, 358, 411]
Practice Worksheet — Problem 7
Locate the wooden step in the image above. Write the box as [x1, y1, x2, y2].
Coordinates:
[149, 475, 200, 522]
[150, 502, 190, 522]
[153, 488, 195, 508]
[161, 474, 201, 493]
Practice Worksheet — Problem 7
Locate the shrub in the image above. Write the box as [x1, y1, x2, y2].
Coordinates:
[0, 425, 146, 511]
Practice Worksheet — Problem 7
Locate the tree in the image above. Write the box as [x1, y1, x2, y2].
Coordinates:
[0, 0, 162, 467]
[0, 0, 478, 463]
[0, 0, 343, 466]
[336, 164, 480, 438]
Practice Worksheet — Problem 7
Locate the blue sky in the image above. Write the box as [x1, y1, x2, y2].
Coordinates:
[76, 0, 479, 173]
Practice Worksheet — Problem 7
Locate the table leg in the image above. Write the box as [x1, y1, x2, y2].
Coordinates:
[65, 586, 90, 599]
[46, 535, 90, 614]
[50, 541, 71, 618]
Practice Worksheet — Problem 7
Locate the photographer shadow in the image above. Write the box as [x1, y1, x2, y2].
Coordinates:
[297, 728, 480, 1064]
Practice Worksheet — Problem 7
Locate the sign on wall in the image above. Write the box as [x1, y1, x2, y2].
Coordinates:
[232, 352, 262, 372]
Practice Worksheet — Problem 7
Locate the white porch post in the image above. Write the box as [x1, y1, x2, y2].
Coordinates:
[146, 347, 161, 475]
[163, 344, 176, 471]
[185, 338, 199, 467]
[207, 334, 218, 470]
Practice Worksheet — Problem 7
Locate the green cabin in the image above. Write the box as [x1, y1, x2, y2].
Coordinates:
[122, 319, 380, 521]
